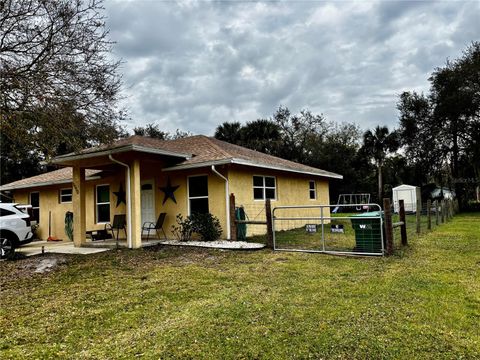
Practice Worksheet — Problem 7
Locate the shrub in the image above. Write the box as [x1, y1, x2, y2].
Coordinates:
[171, 214, 194, 241]
[191, 213, 223, 241]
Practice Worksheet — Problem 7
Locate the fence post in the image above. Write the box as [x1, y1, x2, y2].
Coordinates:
[399, 199, 407, 246]
[265, 199, 274, 249]
[416, 196, 421, 235]
[441, 200, 445, 223]
[383, 198, 394, 255]
[427, 199, 432, 230]
[435, 200, 439, 226]
[229, 193, 237, 241]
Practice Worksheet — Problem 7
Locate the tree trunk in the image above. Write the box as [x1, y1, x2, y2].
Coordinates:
[378, 165, 383, 203]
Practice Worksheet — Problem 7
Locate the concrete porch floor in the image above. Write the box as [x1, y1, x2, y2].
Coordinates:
[81, 238, 164, 249]
[17, 240, 111, 257]
[17, 237, 165, 256]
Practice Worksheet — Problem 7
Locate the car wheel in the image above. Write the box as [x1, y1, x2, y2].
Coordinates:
[0, 237, 15, 260]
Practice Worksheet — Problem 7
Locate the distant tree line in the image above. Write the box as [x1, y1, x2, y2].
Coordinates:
[214, 42, 480, 208]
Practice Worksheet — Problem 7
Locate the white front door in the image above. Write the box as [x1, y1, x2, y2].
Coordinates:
[141, 181, 155, 234]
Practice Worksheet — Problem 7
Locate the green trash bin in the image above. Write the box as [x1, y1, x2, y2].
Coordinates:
[235, 207, 247, 241]
[350, 211, 384, 253]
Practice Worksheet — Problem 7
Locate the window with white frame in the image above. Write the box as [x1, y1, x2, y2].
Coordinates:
[96, 185, 110, 223]
[253, 175, 276, 200]
[30, 192, 40, 222]
[188, 176, 209, 215]
[309, 180, 316, 200]
[60, 188, 72, 203]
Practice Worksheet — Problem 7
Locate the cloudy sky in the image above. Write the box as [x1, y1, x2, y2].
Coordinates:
[105, 0, 479, 135]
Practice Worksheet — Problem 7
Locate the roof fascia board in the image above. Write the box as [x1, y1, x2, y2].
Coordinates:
[162, 159, 232, 171]
[163, 158, 343, 179]
[230, 158, 343, 179]
[0, 176, 102, 191]
[52, 145, 191, 164]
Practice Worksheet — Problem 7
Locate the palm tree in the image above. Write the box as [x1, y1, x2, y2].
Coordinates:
[361, 126, 400, 202]
[214, 122, 243, 144]
[241, 119, 282, 155]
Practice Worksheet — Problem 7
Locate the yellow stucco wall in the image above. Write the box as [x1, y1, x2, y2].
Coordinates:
[11, 162, 330, 241]
[229, 166, 330, 236]
[12, 163, 229, 241]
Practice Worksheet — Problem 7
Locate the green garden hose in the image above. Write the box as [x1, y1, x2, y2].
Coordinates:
[65, 211, 74, 241]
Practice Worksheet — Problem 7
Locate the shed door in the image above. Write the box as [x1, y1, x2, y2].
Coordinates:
[141, 181, 155, 233]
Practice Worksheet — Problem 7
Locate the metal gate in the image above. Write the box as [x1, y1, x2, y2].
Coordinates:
[272, 204, 384, 256]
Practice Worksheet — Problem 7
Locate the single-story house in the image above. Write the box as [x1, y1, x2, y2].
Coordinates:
[0, 135, 342, 248]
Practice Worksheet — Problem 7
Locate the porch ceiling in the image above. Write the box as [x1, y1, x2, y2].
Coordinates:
[51, 145, 191, 167]
[51, 148, 188, 168]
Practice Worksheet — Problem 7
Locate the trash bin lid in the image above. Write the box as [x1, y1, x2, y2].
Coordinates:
[351, 211, 383, 217]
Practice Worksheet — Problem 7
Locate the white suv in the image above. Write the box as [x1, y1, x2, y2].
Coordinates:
[0, 203, 34, 259]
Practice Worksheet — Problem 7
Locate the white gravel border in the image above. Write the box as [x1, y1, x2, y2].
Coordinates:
[158, 240, 265, 250]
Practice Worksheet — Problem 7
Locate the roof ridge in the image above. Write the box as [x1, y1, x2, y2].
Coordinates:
[206, 137, 341, 176]
[203, 136, 234, 159]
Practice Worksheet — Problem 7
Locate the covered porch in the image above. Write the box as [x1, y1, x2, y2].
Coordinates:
[52, 143, 192, 249]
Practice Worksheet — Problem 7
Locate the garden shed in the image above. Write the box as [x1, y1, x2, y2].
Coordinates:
[393, 184, 421, 213]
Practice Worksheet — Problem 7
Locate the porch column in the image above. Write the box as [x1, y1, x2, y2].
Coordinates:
[72, 166, 86, 247]
[129, 159, 142, 249]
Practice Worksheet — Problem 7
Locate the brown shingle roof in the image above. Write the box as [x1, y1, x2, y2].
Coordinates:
[0, 168, 101, 191]
[163, 136, 342, 178]
[1, 135, 342, 190]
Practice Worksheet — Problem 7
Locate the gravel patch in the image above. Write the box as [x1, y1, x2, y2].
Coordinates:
[158, 240, 265, 250]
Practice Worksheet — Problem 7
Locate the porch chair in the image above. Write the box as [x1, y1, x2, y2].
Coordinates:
[142, 213, 167, 241]
[104, 214, 127, 242]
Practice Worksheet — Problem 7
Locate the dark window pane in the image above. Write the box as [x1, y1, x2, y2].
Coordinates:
[0, 208, 15, 217]
[97, 185, 110, 203]
[254, 188, 264, 200]
[265, 188, 276, 199]
[253, 176, 263, 187]
[30, 192, 39, 207]
[32, 208, 40, 222]
[309, 181, 315, 190]
[97, 204, 110, 223]
[310, 190, 316, 199]
[265, 177, 275, 187]
[189, 176, 208, 197]
[190, 198, 209, 214]
[61, 189, 72, 202]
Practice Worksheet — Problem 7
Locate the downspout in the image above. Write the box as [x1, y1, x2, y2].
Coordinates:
[109, 154, 132, 249]
[211, 165, 231, 240]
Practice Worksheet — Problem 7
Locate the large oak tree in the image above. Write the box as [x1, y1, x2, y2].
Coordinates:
[0, 0, 123, 184]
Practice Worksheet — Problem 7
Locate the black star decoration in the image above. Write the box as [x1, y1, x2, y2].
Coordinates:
[113, 184, 127, 207]
[159, 177, 180, 205]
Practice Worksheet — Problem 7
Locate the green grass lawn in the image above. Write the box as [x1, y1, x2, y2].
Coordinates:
[1, 213, 479, 359]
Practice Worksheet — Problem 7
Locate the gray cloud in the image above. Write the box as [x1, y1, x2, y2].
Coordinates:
[106, 0, 480, 134]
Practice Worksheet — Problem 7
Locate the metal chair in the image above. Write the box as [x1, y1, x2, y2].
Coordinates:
[104, 214, 127, 242]
[142, 213, 167, 241]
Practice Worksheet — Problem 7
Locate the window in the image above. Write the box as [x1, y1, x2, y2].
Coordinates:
[30, 192, 40, 222]
[141, 184, 153, 191]
[60, 188, 72, 203]
[0, 208, 15, 217]
[188, 176, 209, 215]
[253, 176, 276, 200]
[309, 180, 316, 200]
[96, 185, 110, 223]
